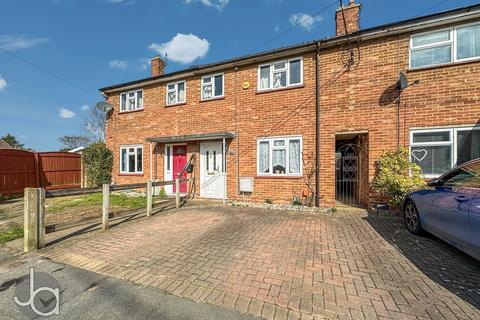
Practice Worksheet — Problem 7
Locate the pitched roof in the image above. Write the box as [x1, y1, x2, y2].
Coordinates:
[0, 140, 13, 149]
[99, 3, 480, 93]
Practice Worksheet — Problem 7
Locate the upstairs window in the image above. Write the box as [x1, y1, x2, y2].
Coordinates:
[166, 81, 186, 105]
[410, 23, 480, 68]
[457, 24, 480, 61]
[201, 73, 224, 100]
[120, 90, 143, 112]
[120, 145, 143, 174]
[258, 57, 303, 91]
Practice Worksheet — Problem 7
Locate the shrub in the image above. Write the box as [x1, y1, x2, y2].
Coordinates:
[291, 195, 302, 206]
[159, 188, 167, 198]
[372, 147, 425, 206]
[83, 142, 114, 187]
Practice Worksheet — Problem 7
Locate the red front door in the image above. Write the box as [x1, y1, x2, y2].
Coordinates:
[173, 145, 187, 193]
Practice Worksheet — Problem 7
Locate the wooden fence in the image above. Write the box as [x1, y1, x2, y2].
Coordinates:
[23, 177, 194, 252]
[0, 150, 81, 195]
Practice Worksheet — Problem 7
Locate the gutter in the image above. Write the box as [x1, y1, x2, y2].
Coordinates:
[318, 5, 480, 49]
[99, 5, 480, 95]
[100, 44, 317, 94]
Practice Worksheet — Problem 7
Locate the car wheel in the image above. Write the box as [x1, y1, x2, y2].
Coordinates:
[403, 200, 423, 235]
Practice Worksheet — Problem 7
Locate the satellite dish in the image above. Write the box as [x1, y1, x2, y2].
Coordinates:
[95, 101, 113, 113]
[397, 72, 409, 90]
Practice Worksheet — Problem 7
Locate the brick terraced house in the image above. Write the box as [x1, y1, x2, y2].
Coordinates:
[100, 1, 480, 208]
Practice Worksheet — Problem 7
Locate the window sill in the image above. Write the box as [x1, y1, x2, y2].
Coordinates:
[166, 102, 187, 108]
[119, 109, 144, 115]
[200, 96, 225, 103]
[408, 57, 480, 72]
[119, 173, 144, 177]
[256, 84, 304, 95]
[256, 175, 303, 180]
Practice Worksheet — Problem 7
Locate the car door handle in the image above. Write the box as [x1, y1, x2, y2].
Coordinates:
[454, 196, 470, 203]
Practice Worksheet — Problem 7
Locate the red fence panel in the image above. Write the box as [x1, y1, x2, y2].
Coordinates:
[0, 150, 81, 195]
[0, 150, 37, 195]
[38, 152, 81, 190]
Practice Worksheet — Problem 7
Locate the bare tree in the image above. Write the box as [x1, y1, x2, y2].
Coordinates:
[58, 135, 92, 151]
[84, 105, 106, 142]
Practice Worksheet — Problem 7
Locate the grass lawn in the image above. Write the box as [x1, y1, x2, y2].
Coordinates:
[48, 193, 147, 213]
[0, 226, 23, 244]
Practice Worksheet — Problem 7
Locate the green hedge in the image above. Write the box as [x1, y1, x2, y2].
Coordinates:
[83, 142, 113, 187]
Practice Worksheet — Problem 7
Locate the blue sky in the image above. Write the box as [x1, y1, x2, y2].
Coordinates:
[0, 0, 478, 151]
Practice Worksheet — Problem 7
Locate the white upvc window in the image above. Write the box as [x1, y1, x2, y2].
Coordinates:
[120, 90, 143, 112]
[409, 22, 480, 69]
[201, 73, 224, 100]
[166, 81, 186, 106]
[258, 57, 303, 91]
[410, 126, 480, 177]
[257, 136, 303, 176]
[120, 145, 143, 174]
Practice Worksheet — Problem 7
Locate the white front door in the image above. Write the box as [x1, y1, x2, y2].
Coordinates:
[164, 145, 173, 194]
[200, 141, 224, 199]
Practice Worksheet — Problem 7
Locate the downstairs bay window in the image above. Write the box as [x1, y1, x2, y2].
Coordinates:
[120, 145, 143, 174]
[257, 137, 302, 176]
[410, 127, 480, 177]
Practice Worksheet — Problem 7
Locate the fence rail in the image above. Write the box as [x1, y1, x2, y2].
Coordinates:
[44, 180, 181, 198]
[23, 177, 195, 253]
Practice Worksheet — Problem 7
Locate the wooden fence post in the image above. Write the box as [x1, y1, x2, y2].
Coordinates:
[38, 188, 45, 249]
[102, 184, 110, 230]
[24, 188, 45, 252]
[175, 177, 180, 209]
[80, 153, 85, 188]
[147, 180, 153, 217]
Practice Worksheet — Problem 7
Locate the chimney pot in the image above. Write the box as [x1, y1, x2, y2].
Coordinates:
[336, 0, 361, 36]
[150, 56, 166, 77]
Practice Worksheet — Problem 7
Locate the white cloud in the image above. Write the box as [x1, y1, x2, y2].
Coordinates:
[149, 33, 209, 64]
[0, 35, 49, 51]
[109, 59, 128, 70]
[0, 75, 7, 91]
[289, 13, 323, 31]
[81, 105, 89, 111]
[184, 0, 230, 10]
[59, 108, 76, 119]
[274, 24, 280, 32]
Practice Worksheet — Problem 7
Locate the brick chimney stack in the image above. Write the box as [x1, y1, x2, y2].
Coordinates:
[336, 0, 361, 36]
[150, 56, 166, 77]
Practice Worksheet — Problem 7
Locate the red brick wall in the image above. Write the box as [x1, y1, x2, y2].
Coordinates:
[105, 21, 480, 208]
[319, 27, 480, 207]
[105, 53, 317, 204]
[336, 2, 361, 36]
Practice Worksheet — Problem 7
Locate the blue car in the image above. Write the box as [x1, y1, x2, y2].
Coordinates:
[403, 158, 480, 261]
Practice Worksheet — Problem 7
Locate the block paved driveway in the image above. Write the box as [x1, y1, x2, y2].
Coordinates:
[39, 205, 480, 319]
